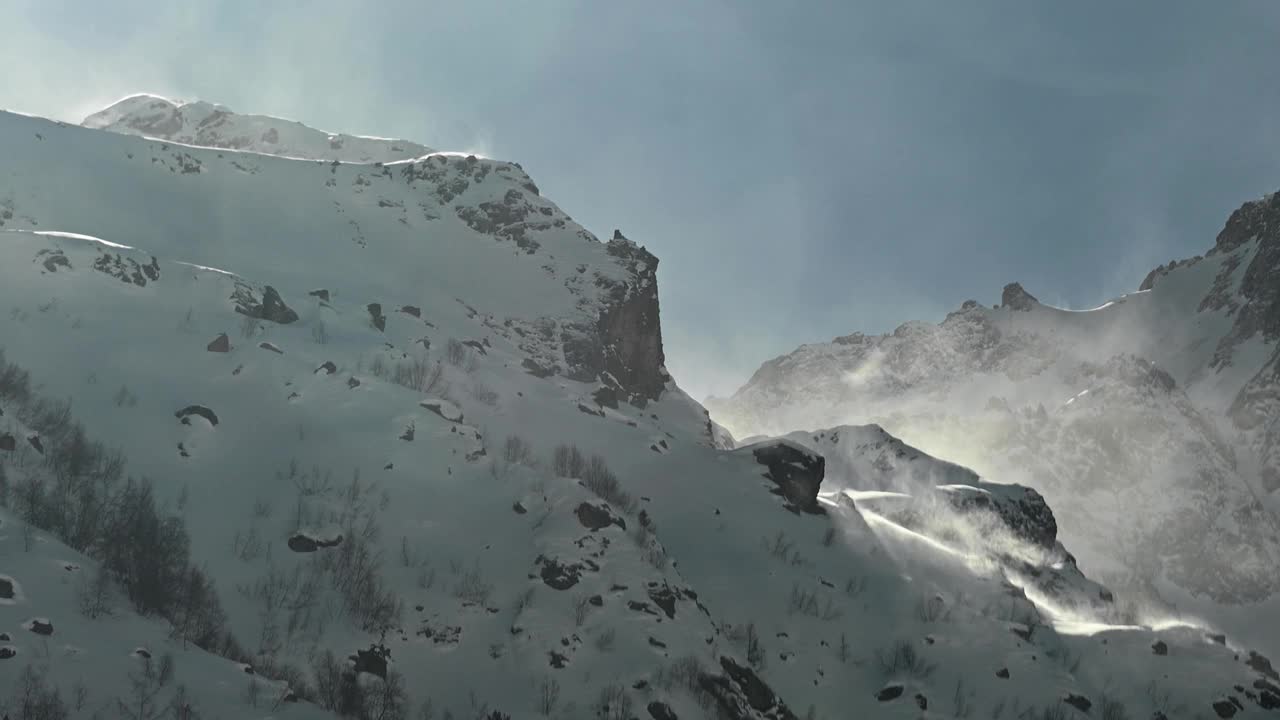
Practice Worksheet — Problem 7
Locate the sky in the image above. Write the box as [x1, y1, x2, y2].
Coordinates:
[3, 1, 1280, 401]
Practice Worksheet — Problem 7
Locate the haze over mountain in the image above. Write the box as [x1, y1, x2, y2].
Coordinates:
[2, 93, 1277, 720]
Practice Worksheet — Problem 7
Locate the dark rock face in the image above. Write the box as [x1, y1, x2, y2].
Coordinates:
[875, 685, 904, 702]
[350, 645, 389, 679]
[309, 289, 330, 302]
[562, 234, 668, 404]
[537, 556, 586, 591]
[367, 303, 386, 331]
[206, 333, 230, 352]
[1152, 640, 1169, 655]
[0, 433, 15, 451]
[0, 578, 13, 599]
[1207, 193, 1280, 364]
[1212, 697, 1242, 718]
[750, 441, 825, 514]
[27, 435, 43, 454]
[232, 283, 298, 324]
[942, 483, 1058, 549]
[0, 647, 15, 660]
[1001, 282, 1039, 311]
[575, 502, 626, 532]
[175, 405, 219, 426]
[93, 253, 161, 286]
[28, 620, 53, 636]
[1063, 694, 1091, 713]
[647, 701, 679, 720]
[37, 249, 71, 272]
[287, 533, 343, 553]
[698, 657, 798, 720]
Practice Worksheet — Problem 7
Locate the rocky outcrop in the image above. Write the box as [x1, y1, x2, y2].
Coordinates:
[1207, 192, 1280, 364]
[562, 232, 668, 404]
[749, 441, 825, 514]
[939, 482, 1058, 549]
[1000, 282, 1039, 311]
[698, 657, 798, 720]
[232, 282, 298, 324]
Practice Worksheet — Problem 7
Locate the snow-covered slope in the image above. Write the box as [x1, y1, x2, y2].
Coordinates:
[1, 100, 1277, 719]
[83, 94, 433, 163]
[709, 191, 1280, 660]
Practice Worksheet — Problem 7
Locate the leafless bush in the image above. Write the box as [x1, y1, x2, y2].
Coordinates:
[1098, 695, 1130, 720]
[503, 435, 535, 466]
[552, 444, 586, 478]
[537, 677, 561, 716]
[392, 356, 444, 393]
[453, 564, 495, 607]
[594, 627, 617, 652]
[916, 593, 950, 623]
[845, 575, 869, 598]
[745, 622, 765, 669]
[788, 584, 842, 620]
[582, 455, 635, 513]
[875, 639, 936, 679]
[593, 684, 632, 720]
[10, 664, 69, 720]
[445, 338, 470, 367]
[572, 592, 593, 626]
[470, 381, 498, 406]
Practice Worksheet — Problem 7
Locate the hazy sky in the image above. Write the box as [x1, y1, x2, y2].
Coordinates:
[4, 1, 1280, 400]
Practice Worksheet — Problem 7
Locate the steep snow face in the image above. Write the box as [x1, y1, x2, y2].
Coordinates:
[1, 102, 1278, 720]
[708, 191, 1280, 657]
[82, 94, 434, 163]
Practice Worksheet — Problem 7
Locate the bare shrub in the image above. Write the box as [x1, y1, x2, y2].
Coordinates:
[594, 627, 617, 652]
[745, 622, 765, 669]
[572, 593, 593, 626]
[582, 455, 635, 513]
[875, 639, 936, 679]
[537, 677, 560, 716]
[503, 436, 535, 466]
[551, 444, 586, 478]
[470, 381, 498, 406]
[593, 684, 632, 720]
[392, 356, 444, 393]
[445, 338, 469, 368]
[453, 564, 495, 607]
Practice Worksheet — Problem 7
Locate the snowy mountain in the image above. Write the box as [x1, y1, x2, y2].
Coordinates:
[708, 192, 1280, 660]
[1, 97, 1277, 719]
[82, 94, 434, 164]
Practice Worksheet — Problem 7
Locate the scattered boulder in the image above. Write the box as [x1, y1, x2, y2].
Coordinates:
[698, 657, 797, 719]
[0, 577, 13, 599]
[592, 385, 619, 409]
[875, 685, 904, 702]
[27, 435, 44, 454]
[647, 701, 678, 720]
[1248, 651, 1279, 681]
[0, 646, 15, 660]
[287, 533, 343, 553]
[367, 303, 386, 331]
[537, 556, 585, 591]
[575, 502, 626, 532]
[259, 341, 283, 354]
[1212, 697, 1242, 718]
[175, 405, 219, 426]
[316, 361, 337, 375]
[347, 377, 360, 388]
[1063, 694, 1091, 713]
[420, 398, 463, 422]
[1152, 640, 1168, 656]
[0, 433, 14, 451]
[27, 619, 53, 636]
[400, 305, 421, 318]
[206, 333, 231, 352]
[350, 645, 390, 679]
[996, 667, 1010, 679]
[522, 358, 556, 378]
[309, 289, 330, 302]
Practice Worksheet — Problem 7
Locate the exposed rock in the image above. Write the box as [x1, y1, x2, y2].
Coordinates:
[0, 433, 15, 451]
[175, 405, 219, 426]
[939, 482, 1058, 549]
[1152, 640, 1168, 656]
[37, 249, 71, 272]
[0, 647, 15, 660]
[537, 557, 584, 591]
[27, 435, 43, 454]
[287, 533, 343, 553]
[575, 502, 626, 531]
[316, 361, 337, 375]
[592, 385, 619, 409]
[698, 657, 798, 720]
[259, 341, 283, 354]
[232, 283, 298, 324]
[350, 645, 389, 679]
[0, 578, 13, 599]
[206, 333, 230, 352]
[996, 667, 1010, 679]
[420, 398, 463, 422]
[27, 619, 53, 636]
[521, 358, 556, 378]
[367, 303, 386, 331]
[92, 252, 160, 286]
[1248, 651, 1279, 681]
[1063, 694, 1091, 713]
[400, 305, 421, 318]
[647, 701, 678, 720]
[1001, 282, 1039, 311]
[309, 289, 330, 302]
[1212, 697, 1242, 718]
[875, 685, 904, 702]
[749, 441, 825, 514]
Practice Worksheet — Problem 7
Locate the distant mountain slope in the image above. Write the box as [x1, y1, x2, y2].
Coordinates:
[1, 99, 1277, 720]
[83, 93, 433, 163]
[708, 190, 1280, 658]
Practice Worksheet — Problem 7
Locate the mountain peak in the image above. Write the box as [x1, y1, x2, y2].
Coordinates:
[1000, 281, 1039, 311]
[81, 93, 433, 163]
